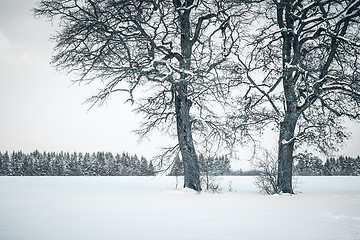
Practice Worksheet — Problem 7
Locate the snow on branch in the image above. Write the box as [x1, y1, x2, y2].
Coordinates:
[281, 137, 297, 145]
[336, 36, 360, 47]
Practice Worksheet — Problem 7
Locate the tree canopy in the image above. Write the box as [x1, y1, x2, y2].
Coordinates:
[34, 0, 360, 193]
[33, 0, 249, 191]
[232, 0, 360, 192]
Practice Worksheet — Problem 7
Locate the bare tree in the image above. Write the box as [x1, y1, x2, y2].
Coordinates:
[253, 150, 279, 195]
[33, 0, 247, 191]
[233, 0, 360, 193]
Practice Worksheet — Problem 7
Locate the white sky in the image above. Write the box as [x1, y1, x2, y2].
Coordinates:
[0, 0, 359, 169]
[0, 0, 171, 158]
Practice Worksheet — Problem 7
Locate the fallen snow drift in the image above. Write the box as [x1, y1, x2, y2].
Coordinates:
[0, 176, 359, 240]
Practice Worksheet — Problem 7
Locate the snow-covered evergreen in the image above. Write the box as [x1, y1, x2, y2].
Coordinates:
[0, 151, 155, 176]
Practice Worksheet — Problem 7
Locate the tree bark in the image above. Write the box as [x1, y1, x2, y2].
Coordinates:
[277, 117, 297, 193]
[175, 88, 201, 191]
[276, 0, 298, 194]
[173, 2, 201, 191]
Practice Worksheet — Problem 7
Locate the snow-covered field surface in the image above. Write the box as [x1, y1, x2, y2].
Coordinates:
[0, 176, 359, 240]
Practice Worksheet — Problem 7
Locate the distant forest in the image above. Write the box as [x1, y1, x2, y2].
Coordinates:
[0, 151, 359, 176]
[231, 154, 360, 176]
[0, 151, 155, 176]
[293, 153, 360, 176]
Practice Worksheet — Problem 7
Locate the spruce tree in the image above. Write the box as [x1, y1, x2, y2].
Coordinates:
[169, 155, 184, 176]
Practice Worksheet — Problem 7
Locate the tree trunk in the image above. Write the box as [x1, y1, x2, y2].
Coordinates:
[173, 2, 201, 191]
[175, 91, 202, 191]
[277, 117, 297, 194]
[276, 0, 297, 194]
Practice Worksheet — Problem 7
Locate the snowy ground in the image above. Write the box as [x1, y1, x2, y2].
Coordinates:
[0, 176, 359, 240]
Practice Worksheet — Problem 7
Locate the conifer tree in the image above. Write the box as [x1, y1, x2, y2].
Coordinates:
[148, 160, 156, 176]
[169, 155, 184, 177]
[0, 152, 3, 175]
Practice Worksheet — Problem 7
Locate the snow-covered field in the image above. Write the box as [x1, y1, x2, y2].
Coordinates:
[0, 176, 359, 240]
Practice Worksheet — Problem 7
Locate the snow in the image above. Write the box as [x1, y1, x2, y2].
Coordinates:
[0, 176, 359, 240]
[281, 137, 296, 145]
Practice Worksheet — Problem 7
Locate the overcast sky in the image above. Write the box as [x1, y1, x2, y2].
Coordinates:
[0, 1, 359, 169]
[0, 0, 172, 157]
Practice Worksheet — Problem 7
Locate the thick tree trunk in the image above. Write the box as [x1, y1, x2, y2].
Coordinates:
[172, 2, 201, 191]
[175, 91, 201, 191]
[276, 0, 298, 194]
[277, 117, 297, 194]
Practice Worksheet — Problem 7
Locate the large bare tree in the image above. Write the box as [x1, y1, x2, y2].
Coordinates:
[33, 0, 244, 191]
[233, 0, 360, 193]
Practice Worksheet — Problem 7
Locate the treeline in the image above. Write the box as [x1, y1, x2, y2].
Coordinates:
[222, 154, 360, 176]
[169, 154, 232, 176]
[1, 150, 359, 177]
[293, 154, 360, 176]
[0, 150, 155, 176]
[231, 156, 360, 176]
[169, 153, 360, 176]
